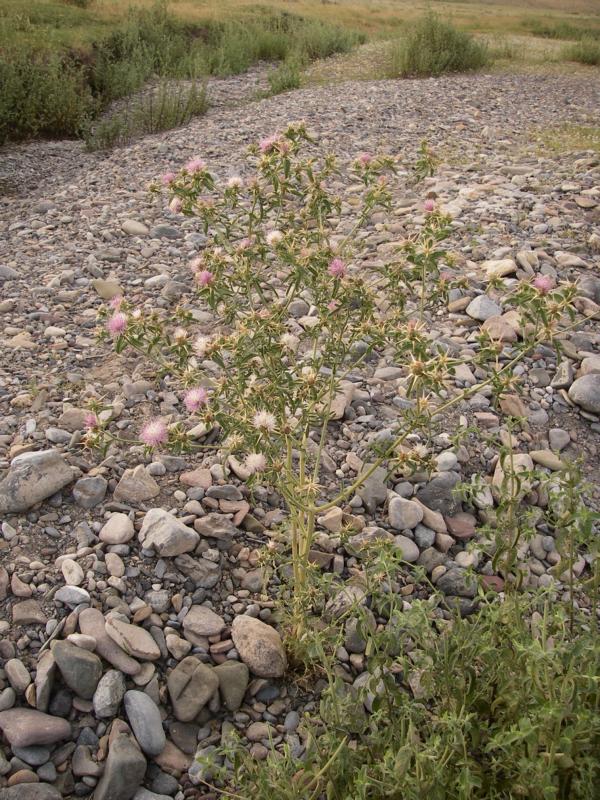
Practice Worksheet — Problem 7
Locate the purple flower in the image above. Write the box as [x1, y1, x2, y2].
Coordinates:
[140, 418, 168, 448]
[533, 274, 555, 294]
[107, 313, 127, 336]
[328, 258, 346, 279]
[259, 135, 279, 154]
[84, 412, 98, 430]
[186, 158, 206, 174]
[423, 199, 436, 213]
[184, 387, 208, 413]
[197, 269, 215, 287]
[109, 295, 123, 310]
[358, 153, 372, 166]
[162, 172, 176, 186]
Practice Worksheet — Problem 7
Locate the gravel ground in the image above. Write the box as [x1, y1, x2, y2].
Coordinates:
[0, 70, 599, 800]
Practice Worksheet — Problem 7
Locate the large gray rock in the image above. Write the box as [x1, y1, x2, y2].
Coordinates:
[357, 465, 388, 513]
[0, 709, 71, 747]
[182, 605, 225, 641]
[388, 497, 423, 530]
[139, 508, 199, 557]
[214, 662, 249, 711]
[416, 472, 462, 515]
[466, 295, 502, 321]
[94, 669, 126, 718]
[568, 374, 600, 414]
[231, 616, 286, 678]
[94, 734, 146, 800]
[0, 786, 62, 800]
[79, 608, 141, 676]
[52, 641, 102, 699]
[124, 690, 166, 757]
[167, 657, 219, 722]
[0, 450, 74, 513]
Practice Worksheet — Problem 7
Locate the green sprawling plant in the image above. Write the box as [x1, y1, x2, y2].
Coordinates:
[386, 13, 490, 78]
[564, 38, 600, 66]
[93, 123, 588, 637]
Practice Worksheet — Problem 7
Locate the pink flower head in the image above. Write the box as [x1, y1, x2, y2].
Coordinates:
[161, 172, 176, 186]
[107, 312, 127, 337]
[533, 274, 555, 294]
[238, 236, 254, 251]
[110, 295, 123, 310]
[358, 153, 372, 167]
[227, 176, 243, 189]
[259, 135, 280, 154]
[424, 199, 436, 213]
[186, 158, 206, 174]
[328, 258, 346, 279]
[140, 418, 168, 448]
[84, 412, 98, 430]
[197, 269, 215, 287]
[184, 387, 208, 413]
[327, 300, 339, 312]
[169, 197, 183, 214]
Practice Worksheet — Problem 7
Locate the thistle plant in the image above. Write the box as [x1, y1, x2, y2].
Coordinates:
[95, 122, 589, 636]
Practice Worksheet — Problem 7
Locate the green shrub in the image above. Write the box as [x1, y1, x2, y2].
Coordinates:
[267, 57, 302, 95]
[0, 50, 94, 143]
[387, 13, 490, 78]
[565, 38, 600, 66]
[203, 553, 600, 800]
[85, 80, 208, 151]
[525, 18, 600, 42]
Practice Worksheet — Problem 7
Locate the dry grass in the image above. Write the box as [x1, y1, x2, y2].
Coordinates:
[533, 123, 600, 155]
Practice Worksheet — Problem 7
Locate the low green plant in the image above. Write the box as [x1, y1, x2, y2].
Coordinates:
[202, 565, 600, 799]
[564, 38, 600, 66]
[267, 57, 302, 95]
[386, 13, 490, 78]
[85, 80, 208, 151]
[94, 124, 587, 639]
[524, 18, 600, 42]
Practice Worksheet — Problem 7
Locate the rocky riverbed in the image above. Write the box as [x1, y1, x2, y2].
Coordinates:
[0, 70, 599, 800]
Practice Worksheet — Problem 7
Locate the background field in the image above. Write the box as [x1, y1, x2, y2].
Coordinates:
[1, 0, 599, 147]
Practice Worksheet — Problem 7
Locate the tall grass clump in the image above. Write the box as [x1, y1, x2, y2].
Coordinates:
[565, 38, 600, 66]
[525, 18, 600, 42]
[387, 13, 490, 78]
[84, 80, 208, 151]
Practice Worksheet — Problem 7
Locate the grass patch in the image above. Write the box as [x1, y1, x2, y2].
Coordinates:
[267, 57, 302, 95]
[524, 17, 600, 42]
[535, 123, 600, 155]
[84, 79, 208, 150]
[564, 38, 600, 66]
[0, 2, 363, 145]
[385, 13, 490, 78]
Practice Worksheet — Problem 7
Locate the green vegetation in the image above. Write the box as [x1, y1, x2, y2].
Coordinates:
[84, 80, 208, 150]
[386, 13, 490, 78]
[565, 38, 600, 66]
[524, 17, 600, 42]
[0, 2, 363, 144]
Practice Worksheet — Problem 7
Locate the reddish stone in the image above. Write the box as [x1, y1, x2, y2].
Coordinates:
[444, 513, 477, 540]
[180, 468, 212, 489]
[481, 575, 505, 593]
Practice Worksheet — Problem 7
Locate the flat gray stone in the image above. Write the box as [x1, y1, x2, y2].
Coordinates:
[139, 508, 199, 557]
[52, 641, 102, 699]
[124, 690, 166, 757]
[94, 733, 146, 800]
[0, 450, 74, 513]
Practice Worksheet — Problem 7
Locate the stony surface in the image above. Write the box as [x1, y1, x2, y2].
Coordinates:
[0, 66, 598, 799]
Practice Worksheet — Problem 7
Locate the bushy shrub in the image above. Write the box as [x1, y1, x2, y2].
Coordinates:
[387, 13, 490, 78]
[565, 38, 600, 66]
[85, 80, 207, 151]
[0, 51, 94, 143]
[267, 57, 302, 95]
